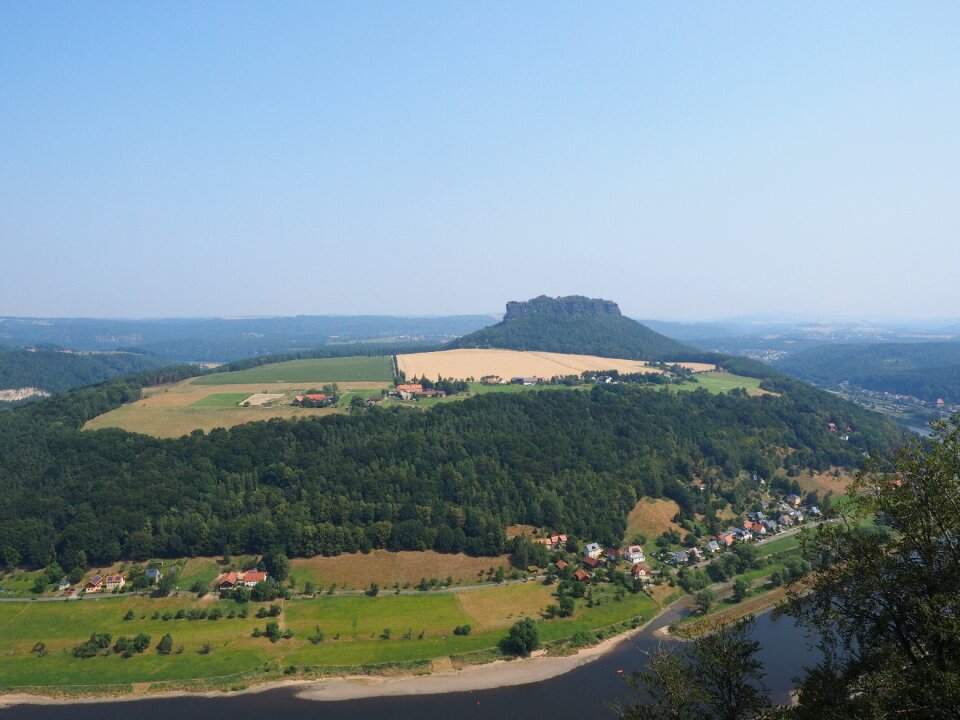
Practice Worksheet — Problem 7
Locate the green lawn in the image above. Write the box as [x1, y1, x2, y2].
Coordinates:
[190, 393, 251, 407]
[194, 357, 393, 385]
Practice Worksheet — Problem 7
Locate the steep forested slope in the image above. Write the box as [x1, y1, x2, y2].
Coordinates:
[0, 349, 165, 397]
[776, 342, 960, 401]
[0, 363, 905, 570]
[448, 296, 693, 360]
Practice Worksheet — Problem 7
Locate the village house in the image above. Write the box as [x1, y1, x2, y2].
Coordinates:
[605, 548, 623, 563]
[573, 568, 591, 583]
[480, 375, 503, 385]
[57, 578, 71, 591]
[625, 545, 645, 563]
[582, 556, 601, 570]
[631, 563, 654, 584]
[549, 534, 568, 549]
[748, 521, 766, 535]
[717, 532, 735, 547]
[84, 575, 103, 593]
[761, 520, 779, 534]
[733, 527, 753, 542]
[217, 570, 268, 591]
[785, 494, 802, 508]
[104, 574, 125, 591]
[145, 568, 162, 584]
[706, 540, 720, 553]
[669, 550, 690, 565]
[555, 560, 569, 571]
[509, 376, 539, 386]
[583, 542, 603, 559]
[778, 514, 794, 526]
[687, 547, 704, 562]
[747, 511, 766, 522]
[808, 506, 822, 517]
[414, 389, 446, 398]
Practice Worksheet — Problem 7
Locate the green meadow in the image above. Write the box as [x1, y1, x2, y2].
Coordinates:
[190, 392, 251, 407]
[674, 371, 764, 394]
[194, 356, 394, 385]
[0, 581, 658, 692]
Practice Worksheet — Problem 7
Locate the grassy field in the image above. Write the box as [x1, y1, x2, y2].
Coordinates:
[195, 357, 393, 385]
[190, 393, 251, 407]
[624, 498, 682, 543]
[83, 380, 389, 438]
[0, 576, 659, 692]
[673, 371, 765, 395]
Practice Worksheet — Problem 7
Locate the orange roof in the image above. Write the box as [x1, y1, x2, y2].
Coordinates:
[396, 384, 423, 392]
[305, 394, 327, 400]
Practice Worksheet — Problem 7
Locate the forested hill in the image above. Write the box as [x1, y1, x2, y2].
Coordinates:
[447, 295, 694, 360]
[0, 363, 905, 570]
[775, 342, 960, 402]
[0, 349, 165, 399]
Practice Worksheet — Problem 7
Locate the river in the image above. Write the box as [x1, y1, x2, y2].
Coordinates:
[2, 607, 819, 720]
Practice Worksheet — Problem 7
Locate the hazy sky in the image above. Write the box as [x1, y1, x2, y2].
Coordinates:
[2, 2, 958, 320]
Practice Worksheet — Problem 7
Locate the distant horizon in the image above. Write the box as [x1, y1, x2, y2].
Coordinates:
[2, 307, 959, 327]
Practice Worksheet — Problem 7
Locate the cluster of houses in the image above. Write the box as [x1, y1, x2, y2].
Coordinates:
[216, 570, 267, 591]
[294, 393, 335, 408]
[562, 541, 654, 586]
[535, 533, 568, 549]
[665, 498, 822, 566]
[391, 384, 447, 400]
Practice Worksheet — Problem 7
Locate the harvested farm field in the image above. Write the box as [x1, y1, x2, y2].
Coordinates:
[83, 377, 389, 438]
[396, 348, 713, 381]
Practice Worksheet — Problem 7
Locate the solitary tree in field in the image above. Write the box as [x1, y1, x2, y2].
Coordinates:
[500, 617, 540, 656]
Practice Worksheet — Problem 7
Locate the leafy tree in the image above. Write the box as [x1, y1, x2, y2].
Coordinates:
[264, 550, 290, 583]
[366, 581, 379, 597]
[264, 621, 281, 642]
[732, 578, 751, 603]
[788, 418, 960, 718]
[620, 617, 769, 720]
[694, 588, 716, 614]
[500, 617, 540, 656]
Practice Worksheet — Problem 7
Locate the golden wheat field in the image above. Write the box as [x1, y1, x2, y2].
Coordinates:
[397, 348, 713, 381]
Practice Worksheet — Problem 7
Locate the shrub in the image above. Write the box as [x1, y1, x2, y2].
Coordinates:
[156, 633, 173, 655]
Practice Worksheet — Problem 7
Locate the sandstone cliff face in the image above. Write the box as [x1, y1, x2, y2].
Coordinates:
[504, 295, 621, 320]
[0, 386, 51, 402]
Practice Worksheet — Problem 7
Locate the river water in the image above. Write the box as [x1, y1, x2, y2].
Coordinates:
[3, 609, 819, 720]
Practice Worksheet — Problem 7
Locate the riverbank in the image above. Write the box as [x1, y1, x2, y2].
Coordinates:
[0, 609, 673, 709]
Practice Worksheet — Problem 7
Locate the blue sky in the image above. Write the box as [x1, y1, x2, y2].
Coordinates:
[1, 2, 958, 319]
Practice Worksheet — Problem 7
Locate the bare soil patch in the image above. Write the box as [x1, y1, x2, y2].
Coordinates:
[288, 551, 509, 589]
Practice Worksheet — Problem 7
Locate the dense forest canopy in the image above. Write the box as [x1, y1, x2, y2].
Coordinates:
[0, 360, 905, 571]
[775, 341, 960, 402]
[0, 349, 165, 398]
[447, 295, 694, 360]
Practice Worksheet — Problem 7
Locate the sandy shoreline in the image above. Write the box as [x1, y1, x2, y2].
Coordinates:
[0, 618, 659, 709]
